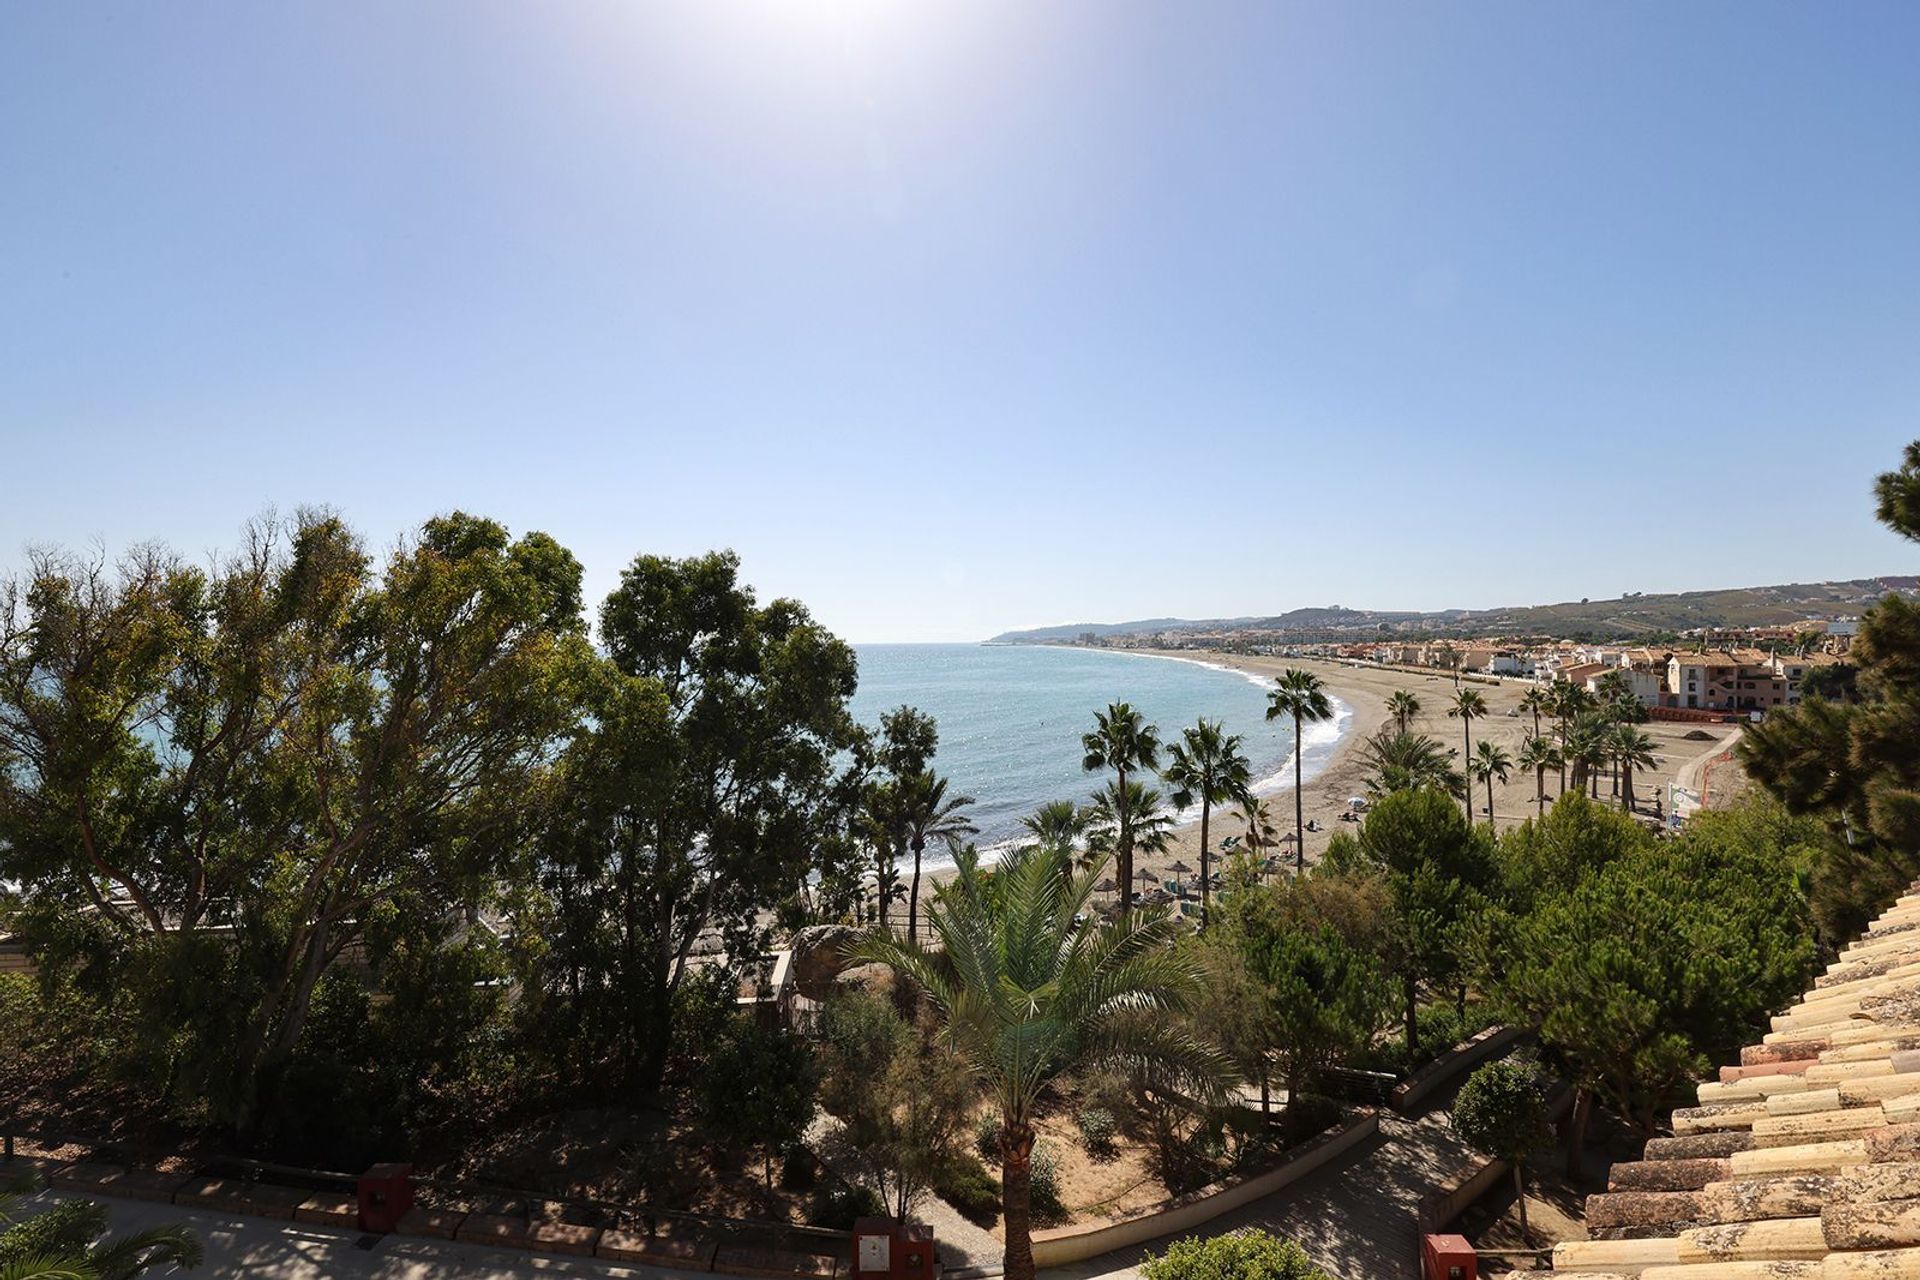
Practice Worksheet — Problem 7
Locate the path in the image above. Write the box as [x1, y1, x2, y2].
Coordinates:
[7, 1181, 710, 1280]
[1673, 725, 1743, 816]
[1042, 1090, 1479, 1280]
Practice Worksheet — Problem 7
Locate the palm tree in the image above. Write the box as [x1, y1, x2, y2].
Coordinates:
[1266, 669, 1334, 873]
[896, 769, 977, 946]
[1081, 703, 1162, 917]
[1516, 735, 1562, 818]
[1086, 779, 1175, 892]
[1447, 688, 1489, 822]
[1469, 740, 1513, 825]
[1232, 794, 1280, 868]
[862, 781, 906, 929]
[1020, 799, 1090, 859]
[1519, 686, 1552, 739]
[0, 1173, 202, 1280]
[1162, 718, 1252, 929]
[1564, 715, 1609, 797]
[856, 846, 1231, 1280]
[1386, 690, 1422, 736]
[1611, 725, 1658, 814]
[1358, 727, 1465, 798]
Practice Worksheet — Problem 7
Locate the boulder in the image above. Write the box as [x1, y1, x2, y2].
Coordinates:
[790, 924, 863, 999]
[834, 962, 895, 997]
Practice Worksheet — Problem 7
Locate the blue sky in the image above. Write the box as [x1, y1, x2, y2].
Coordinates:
[3, 3, 1917, 642]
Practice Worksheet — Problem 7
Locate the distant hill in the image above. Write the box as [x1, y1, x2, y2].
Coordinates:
[987, 576, 1916, 645]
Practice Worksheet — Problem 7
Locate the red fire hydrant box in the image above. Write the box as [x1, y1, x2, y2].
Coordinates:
[357, 1163, 414, 1234]
[852, 1217, 936, 1280]
[1422, 1233, 1476, 1280]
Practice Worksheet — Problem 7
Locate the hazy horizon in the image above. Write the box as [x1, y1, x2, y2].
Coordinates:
[5, 3, 1918, 642]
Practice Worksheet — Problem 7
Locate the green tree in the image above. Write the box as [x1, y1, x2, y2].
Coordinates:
[1386, 690, 1422, 736]
[0, 512, 590, 1136]
[698, 1014, 819, 1189]
[1741, 441, 1920, 936]
[895, 770, 976, 946]
[1450, 1061, 1552, 1240]
[1446, 689, 1489, 823]
[1140, 1230, 1330, 1280]
[1267, 670, 1335, 873]
[534, 550, 863, 1093]
[1163, 719, 1253, 928]
[1081, 703, 1163, 918]
[1469, 741, 1513, 826]
[1519, 686, 1552, 739]
[857, 846, 1231, 1280]
[1086, 780, 1175, 896]
[1020, 800, 1091, 862]
[1610, 725, 1657, 814]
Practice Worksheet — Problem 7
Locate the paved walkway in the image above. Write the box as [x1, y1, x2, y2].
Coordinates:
[1041, 1094, 1478, 1280]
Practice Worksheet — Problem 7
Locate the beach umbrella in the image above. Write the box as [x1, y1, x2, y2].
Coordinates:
[1096, 878, 1116, 898]
[1168, 860, 1192, 887]
[1135, 867, 1158, 885]
[1278, 831, 1299, 845]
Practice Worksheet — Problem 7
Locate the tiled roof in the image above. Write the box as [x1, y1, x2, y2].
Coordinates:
[1548, 882, 1920, 1277]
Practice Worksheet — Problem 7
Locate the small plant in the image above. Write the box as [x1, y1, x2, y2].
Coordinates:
[973, 1112, 1004, 1160]
[1076, 1106, 1117, 1155]
[808, 1181, 884, 1230]
[1141, 1229, 1331, 1280]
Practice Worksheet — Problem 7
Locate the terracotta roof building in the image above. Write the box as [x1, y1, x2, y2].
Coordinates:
[1543, 880, 1920, 1277]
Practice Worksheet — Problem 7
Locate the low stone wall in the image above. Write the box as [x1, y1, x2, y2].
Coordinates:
[1391, 1025, 1528, 1116]
[1028, 1113, 1381, 1268]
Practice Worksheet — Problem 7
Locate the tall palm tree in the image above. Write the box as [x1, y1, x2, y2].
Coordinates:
[1564, 715, 1608, 798]
[1386, 690, 1422, 736]
[1611, 725, 1658, 814]
[0, 1173, 202, 1280]
[856, 846, 1231, 1280]
[1161, 718, 1252, 929]
[1519, 686, 1552, 739]
[1516, 735, 1562, 818]
[896, 769, 977, 946]
[1232, 794, 1280, 867]
[1266, 668, 1334, 873]
[1081, 703, 1161, 917]
[1447, 688, 1489, 822]
[1469, 740, 1513, 826]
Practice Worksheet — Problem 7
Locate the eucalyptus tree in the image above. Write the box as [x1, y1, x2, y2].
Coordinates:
[1266, 669, 1334, 873]
[1516, 736, 1563, 818]
[895, 770, 977, 945]
[1163, 718, 1253, 928]
[537, 550, 864, 1093]
[1470, 740, 1514, 826]
[857, 846, 1231, 1280]
[1081, 703, 1162, 917]
[0, 511, 592, 1135]
[1386, 690, 1422, 736]
[1447, 688, 1490, 822]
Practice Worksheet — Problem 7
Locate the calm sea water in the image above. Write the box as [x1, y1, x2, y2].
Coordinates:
[848, 644, 1352, 855]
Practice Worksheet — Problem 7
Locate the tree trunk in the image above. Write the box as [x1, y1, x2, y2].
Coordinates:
[1260, 1076, 1270, 1115]
[876, 847, 889, 931]
[1116, 766, 1131, 919]
[1404, 972, 1419, 1059]
[1293, 712, 1306, 873]
[1514, 1161, 1531, 1240]
[1485, 775, 1494, 825]
[908, 837, 924, 946]
[1198, 801, 1211, 930]
[1565, 1087, 1594, 1179]
[1461, 721, 1474, 822]
[1001, 1121, 1037, 1280]
[1536, 767, 1546, 817]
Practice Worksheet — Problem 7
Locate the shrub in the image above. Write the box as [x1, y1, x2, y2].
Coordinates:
[808, 1182, 884, 1230]
[1140, 1229, 1331, 1280]
[973, 1112, 1003, 1160]
[1076, 1106, 1117, 1154]
[935, 1153, 1001, 1227]
[1030, 1140, 1066, 1224]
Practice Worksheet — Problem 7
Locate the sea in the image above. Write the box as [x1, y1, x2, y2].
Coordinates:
[847, 643, 1352, 860]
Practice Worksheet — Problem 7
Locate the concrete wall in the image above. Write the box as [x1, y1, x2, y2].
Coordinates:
[1390, 1026, 1528, 1116]
[1027, 1114, 1381, 1268]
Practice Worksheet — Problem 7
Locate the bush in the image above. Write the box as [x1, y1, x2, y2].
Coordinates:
[1140, 1229, 1331, 1280]
[1030, 1140, 1066, 1224]
[0, 1197, 107, 1268]
[973, 1112, 1003, 1160]
[935, 1153, 1001, 1227]
[1076, 1106, 1117, 1154]
[808, 1181, 884, 1230]
[781, 1145, 819, 1191]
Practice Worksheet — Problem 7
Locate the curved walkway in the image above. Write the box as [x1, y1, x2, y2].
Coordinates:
[1041, 1093, 1477, 1280]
